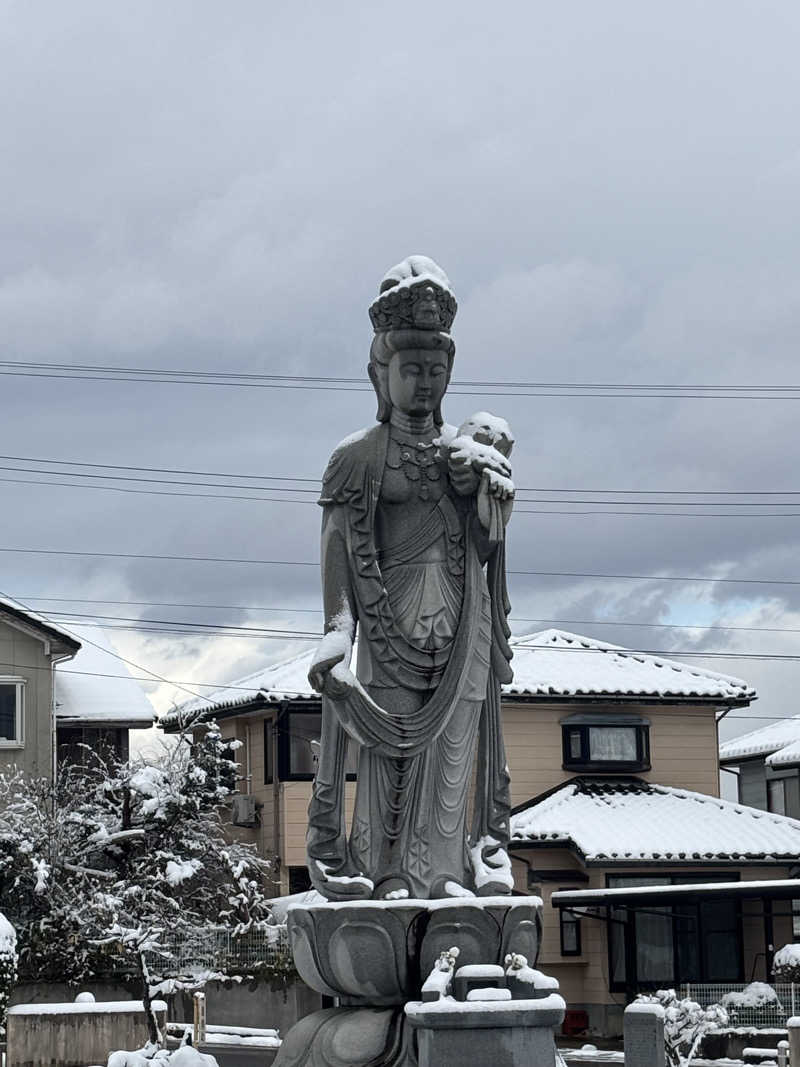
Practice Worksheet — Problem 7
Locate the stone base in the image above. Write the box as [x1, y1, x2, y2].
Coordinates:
[287, 896, 543, 1004]
[274, 897, 558, 1067]
[406, 994, 564, 1067]
[274, 1007, 414, 1067]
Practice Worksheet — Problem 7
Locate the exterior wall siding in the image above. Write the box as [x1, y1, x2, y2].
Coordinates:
[503, 700, 721, 805]
[0, 620, 56, 779]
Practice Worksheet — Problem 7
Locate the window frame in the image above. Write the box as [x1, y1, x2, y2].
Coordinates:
[767, 778, 787, 816]
[559, 890, 583, 956]
[277, 706, 358, 782]
[561, 714, 650, 773]
[605, 872, 742, 992]
[263, 718, 274, 785]
[0, 677, 25, 748]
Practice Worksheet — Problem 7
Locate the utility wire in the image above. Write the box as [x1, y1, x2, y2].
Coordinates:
[2, 365, 800, 399]
[2, 544, 800, 587]
[3, 473, 800, 516]
[1, 453, 798, 497]
[17, 595, 800, 638]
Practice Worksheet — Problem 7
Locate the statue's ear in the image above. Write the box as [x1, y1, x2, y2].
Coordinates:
[368, 361, 392, 423]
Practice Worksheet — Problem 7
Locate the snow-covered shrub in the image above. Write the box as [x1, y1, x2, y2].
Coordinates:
[0, 911, 17, 1038]
[634, 989, 728, 1067]
[0, 722, 277, 1048]
[773, 943, 800, 981]
[108, 1047, 219, 1066]
[721, 981, 782, 1013]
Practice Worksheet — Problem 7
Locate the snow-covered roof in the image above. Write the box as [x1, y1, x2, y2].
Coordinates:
[505, 630, 754, 703]
[0, 594, 80, 652]
[510, 777, 800, 863]
[55, 629, 155, 728]
[161, 628, 755, 730]
[160, 647, 319, 728]
[720, 716, 800, 767]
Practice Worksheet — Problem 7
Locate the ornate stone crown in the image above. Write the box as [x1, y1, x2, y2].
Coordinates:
[369, 279, 458, 333]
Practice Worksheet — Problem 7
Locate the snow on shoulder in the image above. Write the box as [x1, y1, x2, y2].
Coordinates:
[506, 630, 754, 703]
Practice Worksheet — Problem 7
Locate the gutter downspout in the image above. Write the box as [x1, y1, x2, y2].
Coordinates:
[274, 702, 287, 892]
[50, 648, 78, 783]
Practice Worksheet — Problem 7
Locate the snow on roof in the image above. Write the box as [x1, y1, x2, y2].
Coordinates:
[161, 647, 319, 728]
[720, 715, 800, 766]
[510, 777, 800, 862]
[161, 628, 755, 730]
[505, 630, 754, 703]
[0, 594, 80, 651]
[55, 629, 155, 728]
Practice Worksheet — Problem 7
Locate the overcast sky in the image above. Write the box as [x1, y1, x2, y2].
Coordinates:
[2, 1, 800, 767]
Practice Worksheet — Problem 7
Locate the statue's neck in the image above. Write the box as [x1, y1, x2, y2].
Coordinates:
[390, 410, 435, 436]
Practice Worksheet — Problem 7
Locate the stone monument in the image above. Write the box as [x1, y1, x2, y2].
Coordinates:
[274, 257, 564, 1066]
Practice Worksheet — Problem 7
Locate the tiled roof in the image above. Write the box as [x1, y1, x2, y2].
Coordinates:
[505, 630, 754, 703]
[510, 777, 800, 863]
[720, 716, 800, 767]
[160, 628, 755, 730]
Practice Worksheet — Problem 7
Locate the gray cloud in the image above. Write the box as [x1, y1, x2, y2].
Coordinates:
[2, 0, 799, 743]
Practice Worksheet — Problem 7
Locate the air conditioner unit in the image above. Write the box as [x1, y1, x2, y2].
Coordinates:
[231, 794, 257, 827]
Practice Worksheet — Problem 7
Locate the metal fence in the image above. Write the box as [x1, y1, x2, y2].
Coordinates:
[143, 924, 291, 976]
[680, 983, 798, 1030]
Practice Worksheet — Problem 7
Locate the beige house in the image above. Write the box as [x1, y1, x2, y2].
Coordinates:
[0, 596, 80, 779]
[163, 628, 800, 1035]
[0, 599, 155, 779]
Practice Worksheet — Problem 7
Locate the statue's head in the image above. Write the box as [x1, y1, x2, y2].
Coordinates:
[368, 256, 457, 426]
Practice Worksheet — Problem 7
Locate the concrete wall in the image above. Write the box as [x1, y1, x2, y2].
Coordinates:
[0, 618, 57, 779]
[6, 1001, 166, 1067]
[11, 976, 323, 1040]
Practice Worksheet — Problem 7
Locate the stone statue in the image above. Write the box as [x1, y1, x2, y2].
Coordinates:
[306, 255, 516, 901]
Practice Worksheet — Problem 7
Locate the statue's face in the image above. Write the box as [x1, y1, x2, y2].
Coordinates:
[387, 348, 449, 416]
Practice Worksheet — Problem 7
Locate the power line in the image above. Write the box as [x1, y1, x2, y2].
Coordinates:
[1, 361, 800, 399]
[28, 599, 800, 637]
[1, 453, 798, 497]
[3, 472, 800, 516]
[15, 594, 800, 637]
[2, 544, 800, 587]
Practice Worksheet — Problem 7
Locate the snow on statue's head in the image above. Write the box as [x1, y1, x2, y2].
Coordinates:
[368, 255, 457, 427]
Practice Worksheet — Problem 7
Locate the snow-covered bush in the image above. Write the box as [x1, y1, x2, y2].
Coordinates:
[773, 943, 800, 981]
[721, 981, 782, 1013]
[108, 1046, 219, 1066]
[633, 989, 728, 1067]
[0, 911, 17, 1039]
[0, 722, 278, 1048]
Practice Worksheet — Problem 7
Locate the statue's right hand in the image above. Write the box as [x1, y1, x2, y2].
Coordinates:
[308, 652, 352, 698]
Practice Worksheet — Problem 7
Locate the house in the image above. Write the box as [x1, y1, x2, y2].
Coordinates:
[55, 630, 156, 766]
[719, 715, 800, 818]
[161, 628, 800, 1036]
[0, 598, 155, 778]
[0, 596, 80, 779]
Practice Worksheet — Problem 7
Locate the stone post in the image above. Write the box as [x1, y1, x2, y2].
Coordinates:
[624, 1002, 665, 1067]
[786, 1016, 800, 1067]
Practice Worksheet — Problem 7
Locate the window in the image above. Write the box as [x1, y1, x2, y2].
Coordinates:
[561, 714, 649, 771]
[289, 865, 312, 894]
[278, 709, 359, 781]
[792, 900, 800, 940]
[559, 893, 582, 956]
[263, 719, 274, 785]
[606, 873, 741, 991]
[768, 779, 787, 816]
[0, 678, 24, 746]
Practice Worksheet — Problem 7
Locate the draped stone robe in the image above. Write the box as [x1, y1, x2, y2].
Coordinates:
[307, 422, 513, 900]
